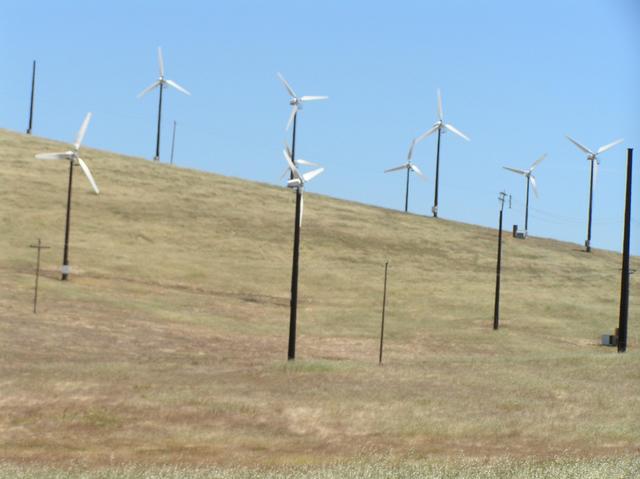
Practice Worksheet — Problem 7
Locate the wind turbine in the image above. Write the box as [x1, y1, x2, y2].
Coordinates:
[384, 138, 427, 212]
[566, 135, 623, 252]
[277, 72, 327, 361]
[416, 89, 470, 217]
[503, 154, 546, 237]
[282, 145, 324, 361]
[138, 47, 190, 162]
[279, 142, 321, 181]
[34, 112, 99, 280]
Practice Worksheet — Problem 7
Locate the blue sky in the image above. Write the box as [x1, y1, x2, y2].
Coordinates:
[1, 1, 638, 255]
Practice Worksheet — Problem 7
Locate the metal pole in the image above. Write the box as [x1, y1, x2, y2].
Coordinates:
[524, 176, 530, 235]
[30, 239, 49, 313]
[61, 161, 74, 280]
[586, 159, 595, 252]
[154, 82, 164, 161]
[618, 148, 633, 353]
[170, 120, 177, 165]
[27, 60, 36, 135]
[288, 112, 299, 360]
[433, 128, 441, 217]
[493, 193, 506, 330]
[404, 166, 410, 212]
[379, 261, 389, 365]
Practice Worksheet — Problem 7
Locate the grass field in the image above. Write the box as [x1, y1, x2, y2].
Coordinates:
[1, 128, 638, 477]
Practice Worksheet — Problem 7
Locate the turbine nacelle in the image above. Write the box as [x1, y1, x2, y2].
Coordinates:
[287, 178, 303, 189]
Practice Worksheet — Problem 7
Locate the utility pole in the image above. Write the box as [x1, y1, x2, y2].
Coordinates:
[618, 148, 633, 353]
[170, 120, 177, 165]
[379, 261, 389, 365]
[27, 60, 36, 135]
[30, 238, 50, 313]
[494, 191, 510, 330]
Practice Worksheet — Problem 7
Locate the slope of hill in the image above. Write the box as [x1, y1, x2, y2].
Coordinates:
[0, 128, 638, 473]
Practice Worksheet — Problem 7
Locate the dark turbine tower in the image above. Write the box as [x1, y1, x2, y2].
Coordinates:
[277, 72, 327, 360]
[566, 135, 623, 252]
[138, 47, 190, 162]
[34, 113, 100, 280]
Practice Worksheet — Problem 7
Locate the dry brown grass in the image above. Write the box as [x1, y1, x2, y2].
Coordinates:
[0, 128, 638, 469]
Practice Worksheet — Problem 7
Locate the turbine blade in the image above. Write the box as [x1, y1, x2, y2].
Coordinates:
[165, 79, 191, 95]
[302, 167, 324, 183]
[593, 159, 599, 186]
[74, 112, 92, 150]
[385, 163, 409, 173]
[279, 166, 291, 180]
[297, 159, 320, 167]
[77, 157, 100, 194]
[503, 166, 527, 176]
[410, 164, 427, 179]
[565, 135, 594, 156]
[299, 193, 304, 227]
[300, 95, 328, 102]
[415, 125, 439, 143]
[35, 152, 73, 160]
[277, 72, 297, 98]
[444, 123, 470, 141]
[285, 105, 298, 131]
[138, 80, 160, 98]
[283, 148, 300, 179]
[529, 175, 538, 198]
[283, 141, 293, 159]
[529, 153, 547, 171]
[437, 89, 443, 121]
[597, 138, 624, 155]
[158, 47, 164, 77]
[407, 138, 417, 160]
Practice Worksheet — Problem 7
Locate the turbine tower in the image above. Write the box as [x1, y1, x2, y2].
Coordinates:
[34, 113, 100, 280]
[277, 72, 327, 361]
[138, 47, 190, 162]
[566, 135, 623, 252]
[503, 154, 546, 237]
[416, 89, 470, 218]
[384, 138, 427, 212]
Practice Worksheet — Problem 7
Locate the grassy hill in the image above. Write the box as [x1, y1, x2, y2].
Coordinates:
[0, 128, 638, 477]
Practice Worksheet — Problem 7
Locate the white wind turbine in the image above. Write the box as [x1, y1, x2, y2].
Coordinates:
[416, 89, 470, 217]
[277, 73, 328, 132]
[138, 47, 190, 161]
[280, 142, 321, 181]
[34, 112, 99, 280]
[503, 154, 546, 237]
[277, 72, 327, 361]
[384, 138, 427, 213]
[566, 135, 623, 252]
[283, 145, 324, 226]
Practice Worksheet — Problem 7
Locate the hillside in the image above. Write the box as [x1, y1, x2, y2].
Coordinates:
[0, 128, 638, 474]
